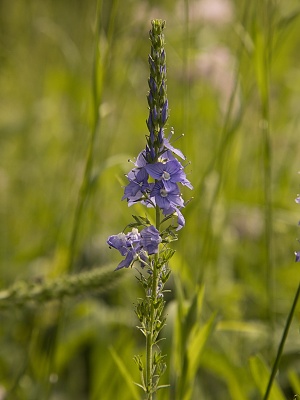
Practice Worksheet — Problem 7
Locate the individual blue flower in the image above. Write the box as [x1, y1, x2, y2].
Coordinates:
[107, 228, 141, 270]
[150, 180, 184, 214]
[107, 226, 162, 270]
[145, 158, 193, 191]
[140, 225, 162, 254]
[107, 232, 128, 256]
[107, 228, 141, 254]
[122, 167, 150, 203]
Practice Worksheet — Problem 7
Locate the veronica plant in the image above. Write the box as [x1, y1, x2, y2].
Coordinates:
[107, 20, 192, 399]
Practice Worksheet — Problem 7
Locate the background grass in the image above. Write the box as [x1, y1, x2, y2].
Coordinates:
[1, 0, 300, 399]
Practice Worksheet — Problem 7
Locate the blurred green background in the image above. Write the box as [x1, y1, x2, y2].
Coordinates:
[1, 0, 300, 399]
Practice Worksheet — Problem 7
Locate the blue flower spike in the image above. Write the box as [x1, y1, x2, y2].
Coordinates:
[106, 20, 193, 397]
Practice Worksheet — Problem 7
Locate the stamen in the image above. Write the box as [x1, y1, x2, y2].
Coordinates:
[160, 189, 168, 197]
[162, 171, 170, 180]
[183, 160, 191, 168]
[172, 133, 185, 142]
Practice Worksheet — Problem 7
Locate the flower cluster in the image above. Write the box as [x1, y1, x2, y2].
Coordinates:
[107, 226, 162, 270]
[107, 19, 192, 271]
[122, 139, 192, 230]
[121, 19, 192, 231]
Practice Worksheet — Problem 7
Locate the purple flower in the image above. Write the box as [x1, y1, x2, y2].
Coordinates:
[145, 159, 193, 191]
[122, 167, 150, 204]
[140, 225, 162, 254]
[107, 228, 141, 270]
[150, 180, 184, 214]
[114, 252, 136, 270]
[295, 196, 300, 204]
[136, 150, 148, 167]
[107, 229, 140, 254]
[107, 226, 162, 270]
[163, 136, 186, 160]
[107, 232, 128, 256]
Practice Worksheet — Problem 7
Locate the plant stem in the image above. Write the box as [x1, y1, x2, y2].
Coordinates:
[263, 282, 300, 400]
[146, 206, 161, 399]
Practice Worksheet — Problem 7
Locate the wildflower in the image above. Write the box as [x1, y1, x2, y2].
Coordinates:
[107, 228, 141, 270]
[145, 158, 193, 191]
[122, 167, 150, 204]
[140, 225, 162, 254]
[151, 180, 184, 214]
[107, 20, 192, 397]
[109, 19, 191, 270]
[107, 226, 162, 270]
[107, 232, 128, 256]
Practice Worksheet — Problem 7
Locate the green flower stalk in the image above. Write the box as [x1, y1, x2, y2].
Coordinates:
[107, 20, 192, 399]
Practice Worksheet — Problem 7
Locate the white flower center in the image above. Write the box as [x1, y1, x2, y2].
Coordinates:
[160, 189, 168, 197]
[162, 171, 170, 180]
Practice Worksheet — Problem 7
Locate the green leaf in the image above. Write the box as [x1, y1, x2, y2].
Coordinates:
[288, 369, 300, 395]
[109, 346, 140, 400]
[201, 349, 249, 400]
[182, 313, 216, 400]
[183, 286, 205, 344]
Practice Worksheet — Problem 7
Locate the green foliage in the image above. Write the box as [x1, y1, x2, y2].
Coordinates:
[249, 355, 285, 400]
[110, 347, 140, 400]
[1, 0, 300, 399]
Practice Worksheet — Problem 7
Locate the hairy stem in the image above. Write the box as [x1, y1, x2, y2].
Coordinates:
[146, 206, 161, 399]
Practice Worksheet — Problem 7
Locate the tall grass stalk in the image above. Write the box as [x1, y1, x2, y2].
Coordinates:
[34, 1, 105, 395]
[66, 0, 103, 272]
[263, 283, 300, 399]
